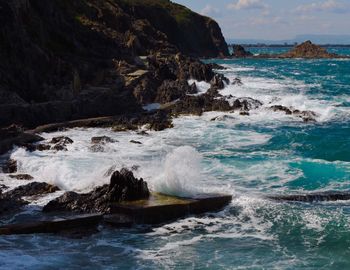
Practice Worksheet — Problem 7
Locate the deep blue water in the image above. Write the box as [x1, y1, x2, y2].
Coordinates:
[0, 48, 349, 269]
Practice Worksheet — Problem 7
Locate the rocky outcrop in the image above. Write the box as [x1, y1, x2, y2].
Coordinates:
[232, 45, 253, 58]
[269, 105, 318, 122]
[0, 125, 43, 155]
[0, 182, 60, 216]
[0, 0, 229, 129]
[278, 41, 340, 58]
[43, 169, 150, 214]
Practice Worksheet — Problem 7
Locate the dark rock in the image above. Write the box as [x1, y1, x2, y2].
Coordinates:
[210, 74, 229, 90]
[269, 105, 318, 122]
[270, 105, 293, 115]
[91, 136, 116, 144]
[0, 214, 103, 235]
[3, 182, 60, 199]
[232, 45, 253, 58]
[232, 78, 243, 86]
[43, 169, 150, 214]
[137, 131, 149, 136]
[130, 140, 142, 145]
[9, 174, 34, 180]
[268, 191, 350, 202]
[0, 127, 43, 155]
[52, 144, 67, 151]
[239, 111, 250, 116]
[2, 159, 17, 174]
[50, 136, 73, 145]
[24, 143, 51, 152]
[232, 98, 263, 111]
[155, 80, 191, 103]
[189, 82, 198, 94]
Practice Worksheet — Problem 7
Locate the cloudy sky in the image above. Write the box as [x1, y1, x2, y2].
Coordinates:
[172, 0, 350, 40]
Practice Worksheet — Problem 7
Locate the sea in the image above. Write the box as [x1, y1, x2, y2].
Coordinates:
[0, 48, 350, 269]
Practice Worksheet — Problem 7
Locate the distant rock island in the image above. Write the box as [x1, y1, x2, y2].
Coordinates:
[232, 41, 348, 59]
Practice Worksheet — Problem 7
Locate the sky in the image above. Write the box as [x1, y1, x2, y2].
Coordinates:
[172, 0, 350, 40]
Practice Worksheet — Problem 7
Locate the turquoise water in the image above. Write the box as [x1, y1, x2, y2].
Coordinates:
[1, 48, 350, 269]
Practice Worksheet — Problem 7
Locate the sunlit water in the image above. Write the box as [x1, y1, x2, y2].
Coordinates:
[1, 48, 350, 269]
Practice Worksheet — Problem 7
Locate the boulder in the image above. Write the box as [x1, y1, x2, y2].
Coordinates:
[43, 169, 150, 214]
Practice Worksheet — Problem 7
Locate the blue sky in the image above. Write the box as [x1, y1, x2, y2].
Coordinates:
[172, 0, 350, 40]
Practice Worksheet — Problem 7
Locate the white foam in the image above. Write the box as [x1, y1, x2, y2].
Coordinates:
[188, 79, 210, 95]
[151, 146, 203, 197]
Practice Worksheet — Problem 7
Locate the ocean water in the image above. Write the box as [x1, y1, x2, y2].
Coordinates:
[1, 48, 350, 269]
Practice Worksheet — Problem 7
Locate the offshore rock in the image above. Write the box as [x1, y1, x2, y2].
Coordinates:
[279, 41, 341, 59]
[232, 45, 253, 58]
[43, 169, 150, 214]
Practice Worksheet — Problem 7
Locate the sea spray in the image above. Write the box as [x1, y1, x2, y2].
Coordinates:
[152, 146, 203, 197]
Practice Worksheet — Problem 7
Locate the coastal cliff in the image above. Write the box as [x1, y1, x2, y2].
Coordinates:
[0, 0, 229, 128]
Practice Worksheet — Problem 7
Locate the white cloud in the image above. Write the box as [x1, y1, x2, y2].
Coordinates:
[201, 4, 221, 17]
[296, 0, 348, 13]
[228, 0, 267, 10]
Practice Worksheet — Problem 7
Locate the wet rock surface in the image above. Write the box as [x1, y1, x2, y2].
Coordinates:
[2, 159, 17, 173]
[0, 182, 60, 216]
[91, 136, 116, 144]
[9, 174, 34, 180]
[43, 169, 150, 214]
[269, 105, 318, 122]
[4, 182, 60, 199]
[269, 191, 350, 202]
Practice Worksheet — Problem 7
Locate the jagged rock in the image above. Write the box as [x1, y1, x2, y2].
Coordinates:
[232, 78, 243, 86]
[269, 105, 317, 122]
[52, 144, 67, 151]
[43, 169, 150, 214]
[270, 105, 293, 115]
[9, 174, 34, 180]
[232, 45, 253, 58]
[50, 136, 73, 145]
[91, 136, 116, 144]
[210, 74, 230, 90]
[239, 111, 250, 116]
[2, 159, 17, 174]
[232, 98, 263, 111]
[155, 80, 191, 103]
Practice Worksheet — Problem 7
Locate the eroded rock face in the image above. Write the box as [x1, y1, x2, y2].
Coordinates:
[2, 159, 17, 174]
[43, 169, 150, 214]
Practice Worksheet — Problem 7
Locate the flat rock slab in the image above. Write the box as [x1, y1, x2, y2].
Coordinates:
[110, 193, 232, 224]
[0, 214, 103, 235]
